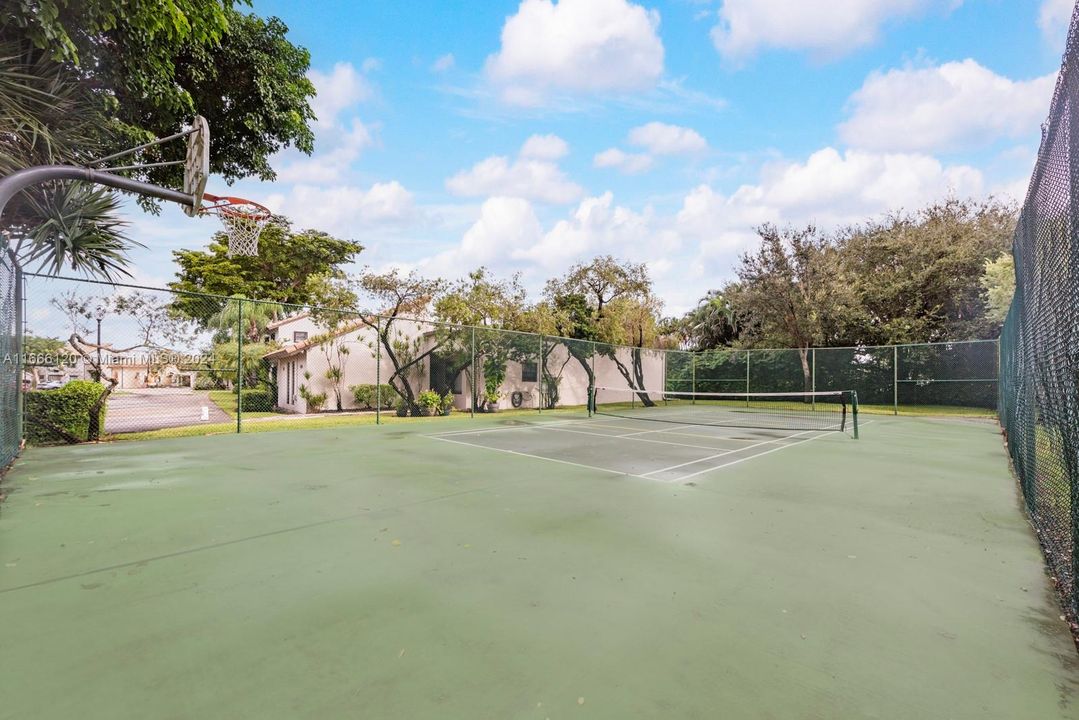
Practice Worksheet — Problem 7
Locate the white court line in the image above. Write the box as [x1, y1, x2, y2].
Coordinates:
[640, 425, 832, 478]
[521, 424, 739, 452]
[427, 434, 654, 481]
[583, 421, 766, 442]
[429, 418, 586, 438]
[671, 419, 876, 482]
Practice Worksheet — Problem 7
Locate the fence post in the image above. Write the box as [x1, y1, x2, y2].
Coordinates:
[691, 352, 696, 403]
[236, 298, 243, 434]
[375, 316, 381, 426]
[538, 333, 544, 413]
[13, 253, 23, 446]
[893, 345, 899, 416]
[470, 326, 476, 418]
[811, 347, 816, 410]
[745, 350, 751, 407]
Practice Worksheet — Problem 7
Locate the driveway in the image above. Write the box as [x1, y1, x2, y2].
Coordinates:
[105, 388, 232, 434]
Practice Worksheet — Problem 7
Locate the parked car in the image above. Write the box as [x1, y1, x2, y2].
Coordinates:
[38, 380, 65, 390]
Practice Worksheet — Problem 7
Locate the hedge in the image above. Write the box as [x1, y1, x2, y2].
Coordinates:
[25, 380, 108, 445]
[238, 389, 274, 412]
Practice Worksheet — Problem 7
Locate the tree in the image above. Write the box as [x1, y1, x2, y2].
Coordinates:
[2, 3, 316, 279]
[834, 198, 1016, 344]
[18, 335, 69, 389]
[49, 290, 195, 441]
[981, 252, 1015, 328]
[169, 222, 363, 324]
[6, 1, 316, 192]
[434, 268, 528, 406]
[681, 290, 741, 350]
[205, 295, 280, 344]
[0, 40, 139, 279]
[355, 270, 446, 412]
[545, 256, 657, 403]
[726, 224, 844, 393]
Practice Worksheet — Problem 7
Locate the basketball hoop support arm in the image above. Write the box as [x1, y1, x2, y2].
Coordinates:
[0, 165, 194, 221]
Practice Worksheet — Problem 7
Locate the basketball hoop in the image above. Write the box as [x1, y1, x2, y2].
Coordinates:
[199, 194, 272, 257]
[78, 114, 273, 257]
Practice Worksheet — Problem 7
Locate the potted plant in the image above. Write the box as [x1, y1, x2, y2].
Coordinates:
[395, 398, 409, 417]
[485, 390, 500, 412]
[417, 390, 441, 416]
[441, 392, 454, 416]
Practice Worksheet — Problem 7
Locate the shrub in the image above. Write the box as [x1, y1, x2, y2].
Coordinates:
[299, 379, 326, 413]
[351, 383, 375, 408]
[441, 392, 454, 416]
[239, 389, 274, 412]
[417, 389, 441, 416]
[350, 383, 399, 410]
[25, 380, 108, 445]
[395, 398, 409, 417]
[194, 375, 224, 391]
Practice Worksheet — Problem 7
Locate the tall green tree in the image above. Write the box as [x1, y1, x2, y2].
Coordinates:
[2, 2, 316, 277]
[355, 270, 446, 412]
[4, 1, 316, 192]
[544, 256, 657, 401]
[726, 224, 846, 392]
[681, 290, 741, 350]
[834, 198, 1016, 344]
[169, 222, 362, 324]
[981, 252, 1016, 328]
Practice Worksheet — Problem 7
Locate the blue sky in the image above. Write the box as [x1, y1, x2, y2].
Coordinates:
[121, 0, 1073, 314]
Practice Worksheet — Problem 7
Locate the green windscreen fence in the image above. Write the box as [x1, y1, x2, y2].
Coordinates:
[667, 342, 996, 411]
[0, 242, 19, 471]
[998, 4, 1079, 626]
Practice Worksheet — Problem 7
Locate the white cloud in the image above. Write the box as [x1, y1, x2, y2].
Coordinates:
[276, 119, 376, 184]
[485, 0, 665, 106]
[593, 148, 654, 174]
[1040, 0, 1073, 44]
[840, 60, 1056, 152]
[446, 142, 583, 204]
[432, 53, 456, 73]
[628, 121, 708, 155]
[308, 63, 374, 126]
[711, 0, 949, 61]
[520, 134, 570, 160]
[426, 197, 543, 274]
[266, 181, 416, 237]
[518, 193, 656, 268]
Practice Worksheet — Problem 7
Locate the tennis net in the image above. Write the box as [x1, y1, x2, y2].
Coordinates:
[590, 386, 857, 434]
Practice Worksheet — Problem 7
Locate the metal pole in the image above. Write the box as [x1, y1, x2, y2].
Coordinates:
[12, 250, 23, 447]
[893, 345, 898, 416]
[470, 326, 476, 418]
[745, 350, 751, 407]
[375, 316, 381, 426]
[691, 352, 696, 403]
[0, 165, 194, 220]
[538, 333, 544, 413]
[811, 347, 816, 410]
[96, 318, 102, 381]
[236, 299, 243, 434]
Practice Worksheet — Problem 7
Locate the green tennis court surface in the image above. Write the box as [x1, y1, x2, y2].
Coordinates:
[1, 414, 1077, 719]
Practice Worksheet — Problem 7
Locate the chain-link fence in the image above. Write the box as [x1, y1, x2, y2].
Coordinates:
[1, 239, 21, 473]
[15, 272, 999, 445]
[665, 341, 997, 412]
[998, 4, 1079, 627]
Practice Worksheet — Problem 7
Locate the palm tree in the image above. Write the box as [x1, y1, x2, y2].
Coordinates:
[0, 40, 137, 279]
[686, 290, 741, 350]
[207, 295, 280, 344]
